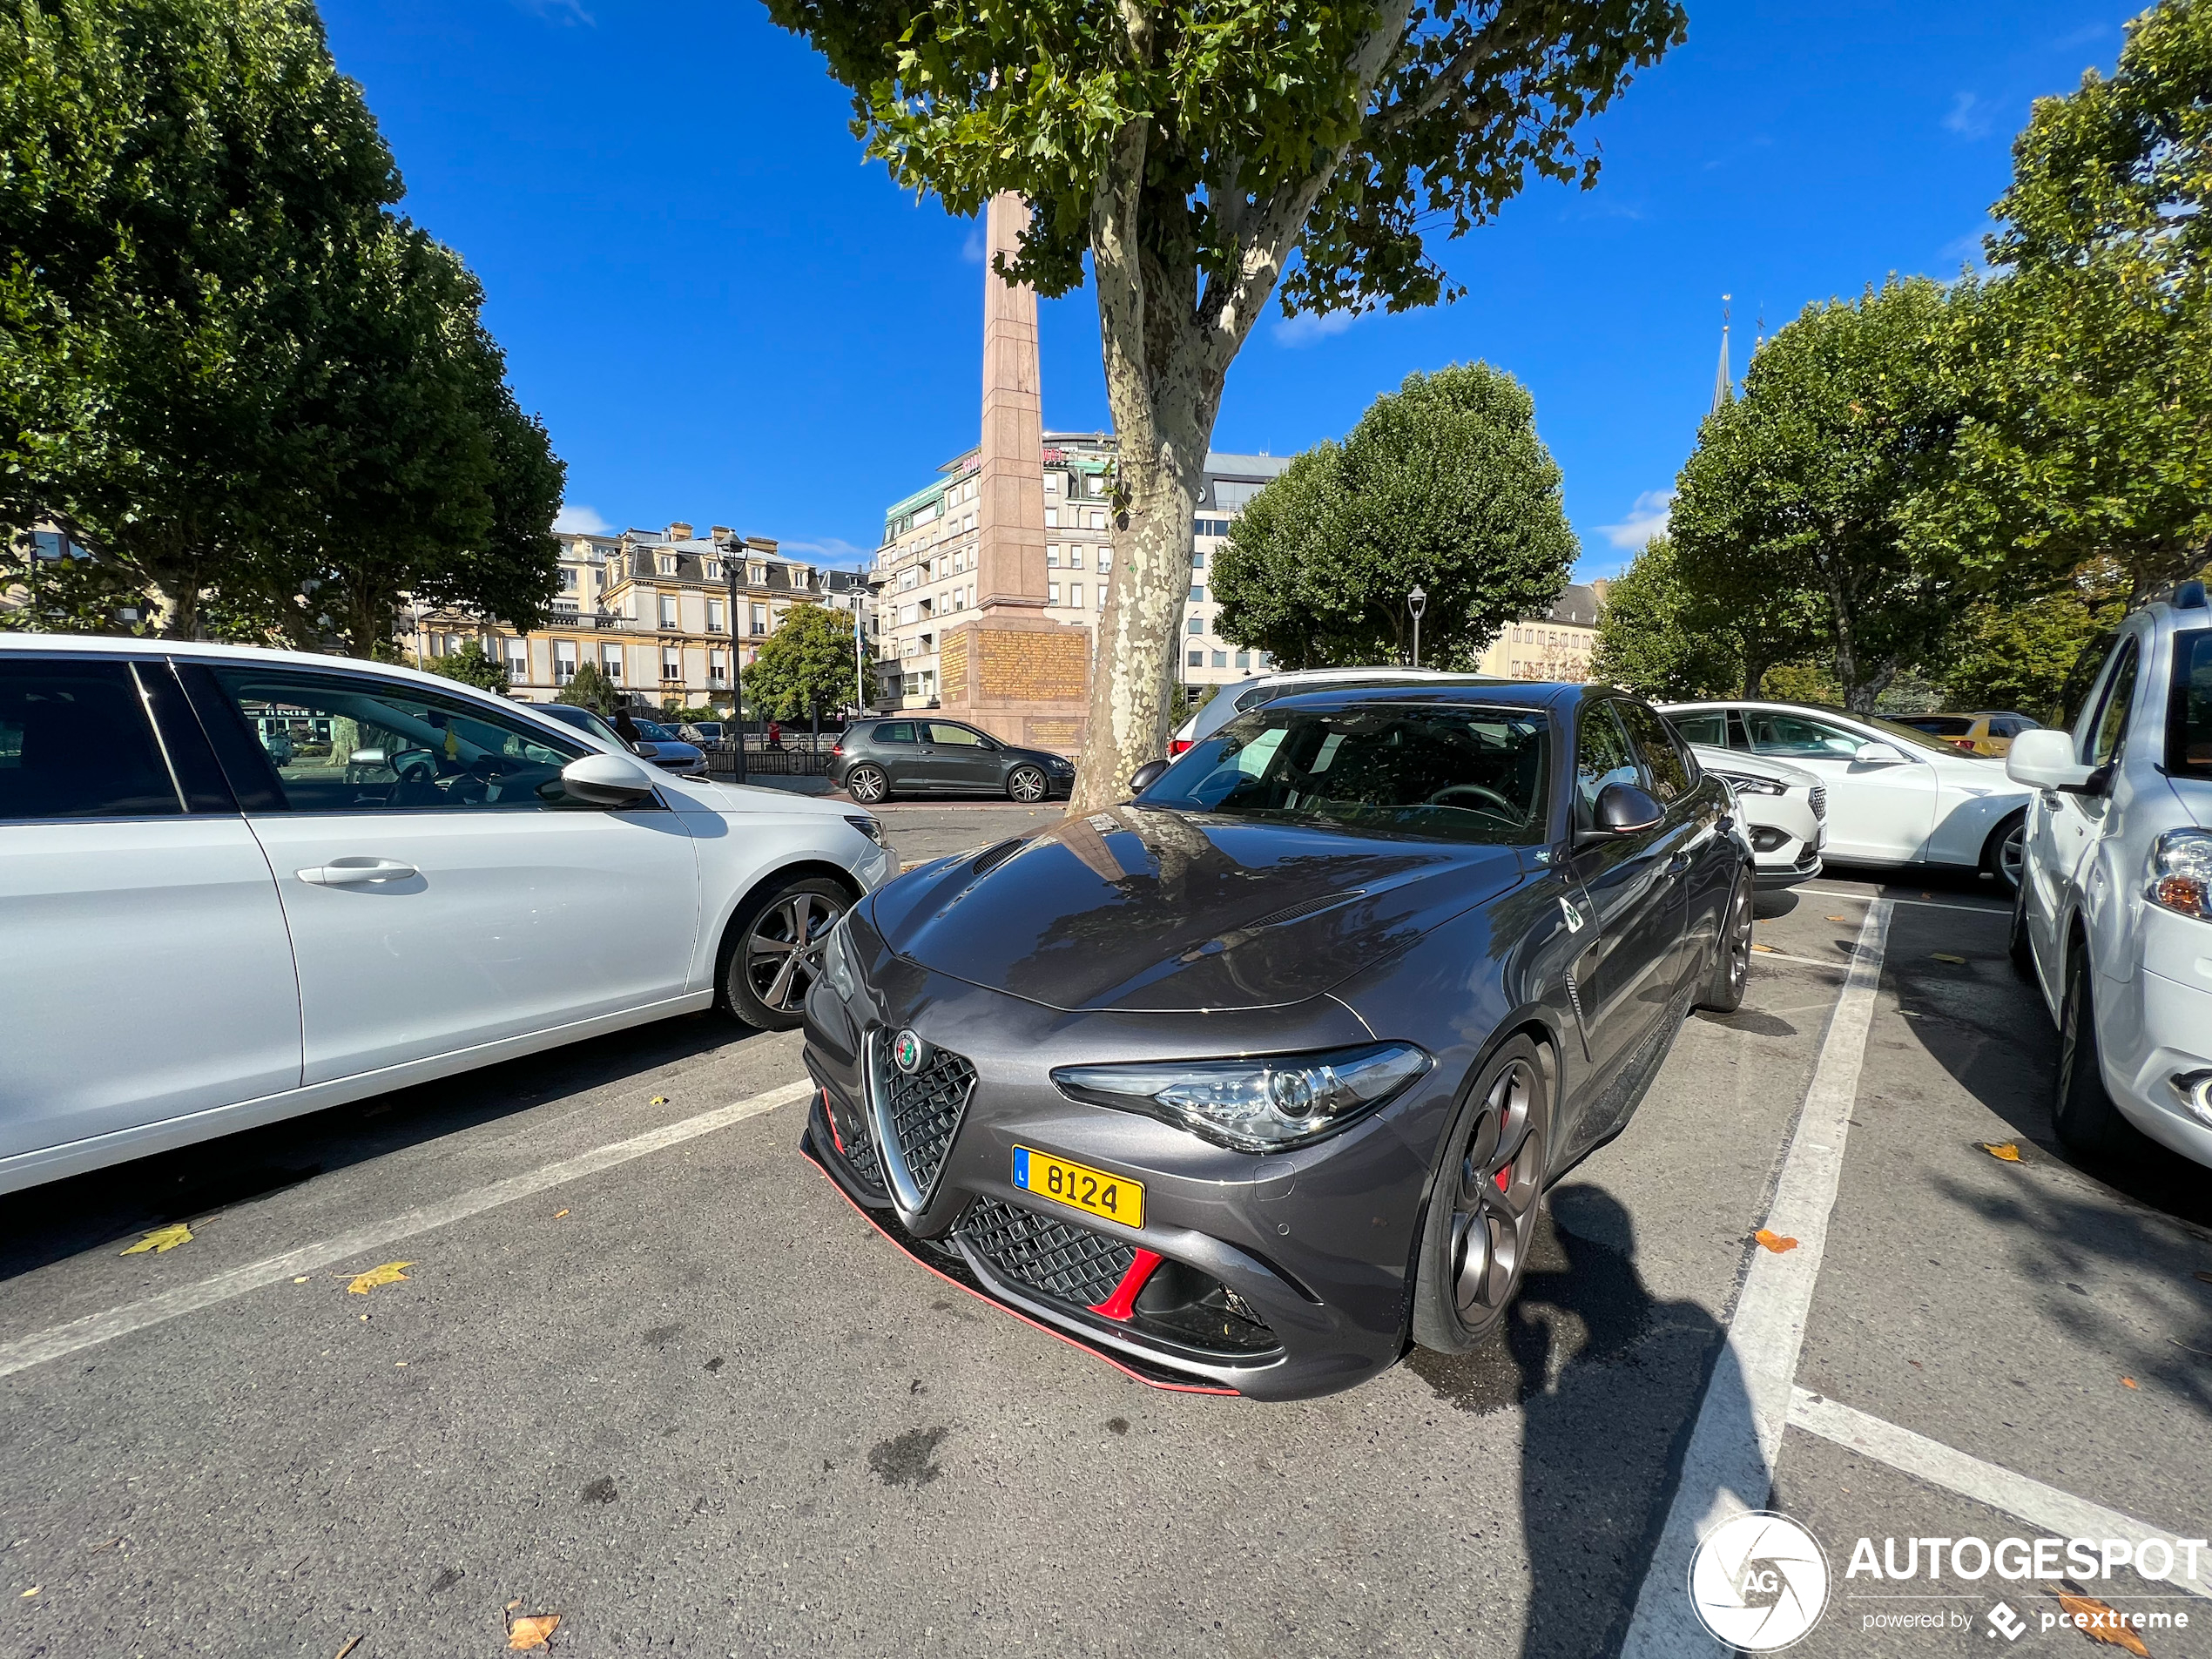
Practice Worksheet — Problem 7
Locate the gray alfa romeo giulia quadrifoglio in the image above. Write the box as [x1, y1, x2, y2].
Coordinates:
[799, 680, 1755, 1399]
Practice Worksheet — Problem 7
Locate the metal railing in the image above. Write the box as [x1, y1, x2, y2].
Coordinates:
[703, 732, 840, 779]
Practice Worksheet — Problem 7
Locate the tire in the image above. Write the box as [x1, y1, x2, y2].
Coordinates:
[1697, 867, 1754, 1014]
[1411, 1035, 1551, 1355]
[846, 765, 888, 806]
[718, 875, 852, 1031]
[1983, 811, 2027, 893]
[2054, 941, 2134, 1157]
[2008, 865, 2038, 983]
[1007, 765, 1048, 804]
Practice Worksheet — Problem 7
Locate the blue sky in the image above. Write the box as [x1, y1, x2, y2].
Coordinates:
[319, 1, 2135, 579]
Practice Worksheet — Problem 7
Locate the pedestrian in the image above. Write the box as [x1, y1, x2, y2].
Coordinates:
[766, 719, 783, 751]
[612, 706, 642, 746]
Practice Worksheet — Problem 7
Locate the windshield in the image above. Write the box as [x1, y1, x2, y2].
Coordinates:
[539, 704, 624, 747]
[2171, 630, 2211, 781]
[634, 719, 677, 742]
[1138, 703, 1551, 845]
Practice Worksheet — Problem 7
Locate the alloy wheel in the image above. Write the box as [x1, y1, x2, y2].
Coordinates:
[1726, 881, 1752, 999]
[1447, 1057, 1545, 1329]
[1008, 765, 1047, 803]
[1997, 820, 2026, 889]
[745, 890, 846, 1014]
[847, 765, 887, 805]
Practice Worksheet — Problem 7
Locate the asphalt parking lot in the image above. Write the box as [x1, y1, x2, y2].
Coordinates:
[4, 813, 2209, 1658]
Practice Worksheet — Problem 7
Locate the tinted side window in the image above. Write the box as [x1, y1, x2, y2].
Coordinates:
[2085, 639, 2139, 769]
[203, 667, 584, 813]
[2168, 631, 2211, 781]
[927, 723, 988, 747]
[1744, 711, 1863, 759]
[873, 722, 915, 744]
[1574, 702, 1642, 826]
[1618, 702, 1692, 800]
[1667, 711, 1727, 745]
[0, 659, 181, 819]
[2058, 631, 2119, 732]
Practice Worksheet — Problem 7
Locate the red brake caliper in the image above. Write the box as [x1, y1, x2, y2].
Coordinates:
[1494, 1165, 1512, 1193]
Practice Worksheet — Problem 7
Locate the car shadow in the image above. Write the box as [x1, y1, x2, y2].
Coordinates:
[1404, 1185, 1752, 1657]
[0, 1012, 754, 1285]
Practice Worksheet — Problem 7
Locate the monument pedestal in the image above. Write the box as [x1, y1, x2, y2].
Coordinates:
[938, 613, 1090, 753]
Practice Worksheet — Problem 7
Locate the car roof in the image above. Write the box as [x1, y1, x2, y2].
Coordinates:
[1253, 677, 1589, 712]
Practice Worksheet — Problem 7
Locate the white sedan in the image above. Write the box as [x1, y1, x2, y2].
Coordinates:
[1685, 743, 1825, 887]
[0, 635, 895, 1197]
[1660, 700, 2033, 888]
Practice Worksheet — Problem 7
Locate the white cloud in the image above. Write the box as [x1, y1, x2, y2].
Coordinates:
[779, 536, 869, 564]
[515, 0, 593, 24]
[1943, 91, 1993, 139]
[1595, 489, 1674, 551]
[961, 222, 987, 264]
[1272, 308, 1359, 347]
[553, 503, 611, 534]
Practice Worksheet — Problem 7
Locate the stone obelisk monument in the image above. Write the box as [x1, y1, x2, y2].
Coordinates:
[936, 192, 1091, 752]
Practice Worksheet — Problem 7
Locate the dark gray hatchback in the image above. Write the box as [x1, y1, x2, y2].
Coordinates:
[831, 717, 1075, 804]
[801, 681, 1757, 1399]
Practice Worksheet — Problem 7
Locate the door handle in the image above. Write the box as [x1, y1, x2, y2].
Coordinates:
[1665, 851, 1694, 876]
[297, 859, 419, 887]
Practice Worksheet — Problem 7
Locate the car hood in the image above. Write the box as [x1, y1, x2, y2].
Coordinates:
[1689, 744, 1817, 788]
[666, 777, 857, 818]
[866, 805, 1523, 1013]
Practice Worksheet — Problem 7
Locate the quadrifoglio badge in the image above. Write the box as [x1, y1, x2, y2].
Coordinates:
[1689, 1512, 1831, 1650]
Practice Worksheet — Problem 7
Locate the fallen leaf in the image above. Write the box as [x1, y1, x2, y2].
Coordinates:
[508, 1614, 561, 1650]
[2054, 1588, 2149, 1655]
[87, 1538, 118, 1552]
[1908, 1359, 1924, 1368]
[552, 1210, 568, 1219]
[1755, 1229, 1799, 1253]
[2121, 1377, 2138, 1389]
[1933, 953, 1967, 964]
[1824, 915, 1847, 922]
[20, 1587, 38, 1598]
[394, 1360, 408, 1367]
[346, 1261, 413, 1295]
[1979, 1141, 2024, 1162]
[293, 1276, 310, 1284]
[120, 1224, 192, 1255]
[1751, 943, 1777, 954]
[334, 1638, 363, 1659]
[505, 1600, 522, 1613]
[651, 1096, 668, 1104]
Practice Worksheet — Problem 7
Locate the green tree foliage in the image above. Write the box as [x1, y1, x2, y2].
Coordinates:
[1670, 278, 1970, 714]
[1212, 363, 1575, 671]
[556, 661, 619, 717]
[1588, 536, 1817, 700]
[421, 640, 509, 692]
[1934, 560, 2129, 722]
[766, 0, 1685, 811]
[743, 602, 871, 720]
[0, 0, 561, 648]
[1924, 0, 2212, 604]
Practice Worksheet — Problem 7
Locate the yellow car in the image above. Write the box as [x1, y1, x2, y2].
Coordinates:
[1892, 711, 2041, 758]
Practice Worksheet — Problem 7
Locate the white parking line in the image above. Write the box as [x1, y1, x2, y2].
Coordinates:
[0, 1078, 813, 1381]
[1799, 887, 2009, 918]
[1789, 1389, 2210, 1599]
[1751, 948, 1853, 970]
[1621, 896, 1895, 1656]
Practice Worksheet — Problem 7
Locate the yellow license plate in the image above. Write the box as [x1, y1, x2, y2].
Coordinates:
[1012, 1146, 1144, 1228]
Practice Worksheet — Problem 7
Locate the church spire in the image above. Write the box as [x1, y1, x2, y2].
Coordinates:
[1711, 293, 1734, 414]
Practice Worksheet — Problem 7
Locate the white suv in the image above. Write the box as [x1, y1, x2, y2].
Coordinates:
[2006, 582, 2212, 1164]
[0, 635, 895, 1196]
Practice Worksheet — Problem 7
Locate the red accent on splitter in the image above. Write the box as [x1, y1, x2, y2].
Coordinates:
[822, 1088, 846, 1155]
[1088, 1249, 1165, 1322]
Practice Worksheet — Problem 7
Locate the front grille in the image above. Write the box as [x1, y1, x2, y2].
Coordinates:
[1809, 785, 1827, 820]
[959, 1196, 1136, 1309]
[883, 1040, 975, 1198]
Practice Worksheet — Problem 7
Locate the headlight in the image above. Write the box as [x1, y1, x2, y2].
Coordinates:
[1052, 1042, 1432, 1152]
[844, 813, 890, 849]
[1047, 758, 1075, 772]
[2148, 829, 2212, 922]
[1713, 770, 1787, 798]
[822, 915, 860, 1003]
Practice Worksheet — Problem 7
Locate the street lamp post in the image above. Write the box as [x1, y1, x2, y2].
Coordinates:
[725, 542, 747, 786]
[1408, 585, 1427, 668]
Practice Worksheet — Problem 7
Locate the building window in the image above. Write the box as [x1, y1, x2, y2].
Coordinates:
[709, 651, 727, 687]
[752, 604, 769, 635]
[1069, 584, 1082, 609]
[1189, 585, 1204, 603]
[1096, 588, 1107, 610]
[1235, 651, 1251, 669]
[1211, 651, 1228, 668]
[1187, 617, 1203, 636]
[505, 640, 529, 677]
[1044, 508, 1059, 529]
[1191, 550, 1204, 570]
[655, 555, 676, 577]
[554, 641, 578, 684]
[661, 650, 682, 681]
[707, 599, 725, 632]
[1088, 510, 1106, 530]
[704, 561, 721, 582]
[1044, 473, 1059, 495]
[1098, 551, 1113, 573]
[1067, 548, 1083, 570]
[559, 567, 580, 590]
[1046, 546, 1060, 567]
[659, 596, 678, 629]
[602, 644, 623, 680]
[1048, 583, 1061, 605]
[900, 604, 917, 626]
[1187, 650, 1204, 669]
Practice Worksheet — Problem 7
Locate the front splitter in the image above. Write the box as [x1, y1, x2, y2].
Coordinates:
[799, 1121, 1239, 1398]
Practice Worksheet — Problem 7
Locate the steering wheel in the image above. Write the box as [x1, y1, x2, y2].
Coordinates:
[388, 747, 439, 785]
[1427, 782, 1518, 816]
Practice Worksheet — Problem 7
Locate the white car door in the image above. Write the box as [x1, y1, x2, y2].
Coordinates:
[185, 662, 701, 1087]
[1738, 708, 1935, 863]
[2032, 637, 2141, 975]
[0, 655, 300, 1165]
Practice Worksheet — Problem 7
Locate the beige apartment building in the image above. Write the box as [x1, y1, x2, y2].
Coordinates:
[1470, 581, 1608, 681]
[404, 521, 870, 711]
[872, 438, 1291, 710]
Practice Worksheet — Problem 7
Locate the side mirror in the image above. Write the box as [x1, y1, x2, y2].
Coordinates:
[1129, 758, 1170, 793]
[1588, 781, 1665, 837]
[630, 739, 660, 759]
[561, 752, 658, 806]
[1852, 740, 1907, 765]
[2006, 727, 2099, 793]
[347, 746, 388, 767]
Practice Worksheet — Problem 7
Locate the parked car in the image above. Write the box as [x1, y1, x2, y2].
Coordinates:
[1657, 699, 2033, 888]
[680, 720, 726, 745]
[801, 680, 1753, 1398]
[1681, 742, 1825, 887]
[1168, 667, 1455, 755]
[533, 703, 709, 778]
[1892, 710, 2041, 759]
[0, 636, 895, 1197]
[2006, 580, 2212, 1167]
[831, 717, 1075, 804]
